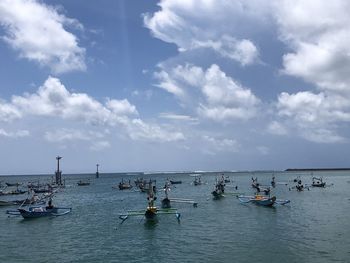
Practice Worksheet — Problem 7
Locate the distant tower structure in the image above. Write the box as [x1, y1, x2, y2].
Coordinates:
[96, 164, 99, 178]
[55, 156, 62, 185]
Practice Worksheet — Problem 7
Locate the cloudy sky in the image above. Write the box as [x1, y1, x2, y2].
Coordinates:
[0, 0, 349, 174]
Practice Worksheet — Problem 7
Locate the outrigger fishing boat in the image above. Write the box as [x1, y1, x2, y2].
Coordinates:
[77, 180, 90, 186]
[6, 199, 72, 219]
[161, 181, 197, 208]
[189, 174, 203, 186]
[312, 177, 326, 187]
[161, 181, 171, 208]
[271, 176, 276, 188]
[289, 179, 309, 191]
[170, 180, 182, 185]
[193, 176, 202, 186]
[238, 194, 290, 206]
[119, 181, 180, 223]
[212, 177, 225, 199]
[138, 179, 156, 193]
[251, 177, 270, 195]
[117, 179, 133, 190]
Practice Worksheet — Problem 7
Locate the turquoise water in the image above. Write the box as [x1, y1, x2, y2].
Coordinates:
[0, 171, 349, 263]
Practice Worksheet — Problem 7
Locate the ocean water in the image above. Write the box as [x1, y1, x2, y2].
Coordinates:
[0, 171, 349, 263]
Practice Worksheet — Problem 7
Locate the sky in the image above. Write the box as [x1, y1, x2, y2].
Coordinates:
[0, 0, 350, 174]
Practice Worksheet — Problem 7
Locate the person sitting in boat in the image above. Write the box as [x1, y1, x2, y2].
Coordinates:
[46, 198, 54, 210]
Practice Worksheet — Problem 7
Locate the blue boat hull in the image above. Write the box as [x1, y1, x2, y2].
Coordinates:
[18, 208, 59, 218]
[252, 196, 276, 206]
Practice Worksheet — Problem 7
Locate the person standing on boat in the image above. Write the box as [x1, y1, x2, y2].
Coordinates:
[46, 198, 54, 210]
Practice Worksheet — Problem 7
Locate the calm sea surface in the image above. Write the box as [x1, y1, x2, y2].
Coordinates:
[0, 171, 349, 263]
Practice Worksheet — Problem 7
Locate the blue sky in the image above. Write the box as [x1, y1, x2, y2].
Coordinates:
[0, 0, 350, 174]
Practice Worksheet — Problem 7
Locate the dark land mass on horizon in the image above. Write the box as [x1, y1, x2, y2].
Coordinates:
[285, 168, 350, 172]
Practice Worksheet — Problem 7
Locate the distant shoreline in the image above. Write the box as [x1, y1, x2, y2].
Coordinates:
[1, 168, 350, 177]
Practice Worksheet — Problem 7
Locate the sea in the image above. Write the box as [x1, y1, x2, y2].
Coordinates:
[0, 170, 349, 263]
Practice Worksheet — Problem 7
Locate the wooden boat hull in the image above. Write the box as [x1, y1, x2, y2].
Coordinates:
[18, 208, 58, 218]
[212, 190, 224, 199]
[252, 196, 276, 206]
[145, 209, 157, 220]
[15, 207, 71, 218]
[312, 183, 326, 187]
[77, 183, 90, 186]
[6, 183, 21, 187]
[238, 195, 277, 206]
[161, 198, 171, 209]
[119, 184, 132, 190]
[170, 180, 182, 184]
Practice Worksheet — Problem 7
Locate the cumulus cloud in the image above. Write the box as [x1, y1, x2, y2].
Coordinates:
[0, 0, 86, 73]
[144, 0, 264, 65]
[154, 63, 260, 122]
[0, 77, 185, 143]
[12, 77, 111, 125]
[276, 91, 349, 143]
[0, 102, 22, 122]
[273, 0, 350, 92]
[106, 99, 138, 116]
[146, 0, 350, 143]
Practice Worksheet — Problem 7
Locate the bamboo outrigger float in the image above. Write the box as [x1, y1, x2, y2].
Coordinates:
[119, 181, 180, 223]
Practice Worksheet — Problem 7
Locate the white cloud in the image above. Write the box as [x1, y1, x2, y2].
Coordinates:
[126, 118, 185, 142]
[0, 128, 29, 138]
[155, 63, 260, 122]
[0, 102, 22, 122]
[12, 77, 111, 125]
[44, 129, 91, 142]
[106, 99, 138, 116]
[153, 70, 186, 98]
[192, 37, 259, 66]
[0, 0, 86, 73]
[276, 91, 350, 143]
[159, 112, 198, 123]
[144, 0, 264, 65]
[1, 77, 184, 143]
[202, 135, 240, 153]
[267, 121, 288, 135]
[274, 0, 350, 92]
